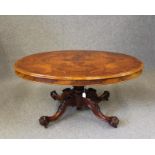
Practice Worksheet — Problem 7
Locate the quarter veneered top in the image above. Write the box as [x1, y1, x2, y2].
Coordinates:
[14, 50, 143, 86]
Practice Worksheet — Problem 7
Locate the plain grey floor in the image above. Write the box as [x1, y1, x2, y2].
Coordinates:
[0, 16, 155, 138]
[0, 70, 155, 138]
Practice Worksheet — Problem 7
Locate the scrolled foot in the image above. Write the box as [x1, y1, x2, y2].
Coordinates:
[108, 116, 119, 128]
[39, 116, 50, 128]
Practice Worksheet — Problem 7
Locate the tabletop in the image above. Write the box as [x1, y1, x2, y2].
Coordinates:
[14, 50, 143, 86]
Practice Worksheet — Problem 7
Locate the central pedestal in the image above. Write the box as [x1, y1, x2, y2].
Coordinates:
[39, 86, 119, 128]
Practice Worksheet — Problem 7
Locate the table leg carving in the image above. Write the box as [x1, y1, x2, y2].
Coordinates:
[84, 98, 119, 128]
[40, 86, 119, 128]
[99, 91, 110, 101]
[39, 101, 68, 128]
[86, 88, 110, 103]
[50, 88, 73, 101]
[61, 88, 73, 100]
[50, 91, 62, 101]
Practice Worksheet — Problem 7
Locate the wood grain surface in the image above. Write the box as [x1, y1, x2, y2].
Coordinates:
[14, 50, 144, 86]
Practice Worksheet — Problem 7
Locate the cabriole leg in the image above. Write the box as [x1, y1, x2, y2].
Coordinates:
[84, 98, 119, 128]
[39, 101, 68, 128]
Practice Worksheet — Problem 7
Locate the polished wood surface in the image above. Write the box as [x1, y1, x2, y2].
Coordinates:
[14, 50, 143, 86]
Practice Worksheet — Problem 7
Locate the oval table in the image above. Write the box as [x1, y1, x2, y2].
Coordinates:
[14, 50, 143, 128]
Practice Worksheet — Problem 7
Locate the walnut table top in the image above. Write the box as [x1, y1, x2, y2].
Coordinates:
[14, 50, 143, 86]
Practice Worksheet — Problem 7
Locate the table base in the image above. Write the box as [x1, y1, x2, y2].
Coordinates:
[39, 86, 119, 128]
